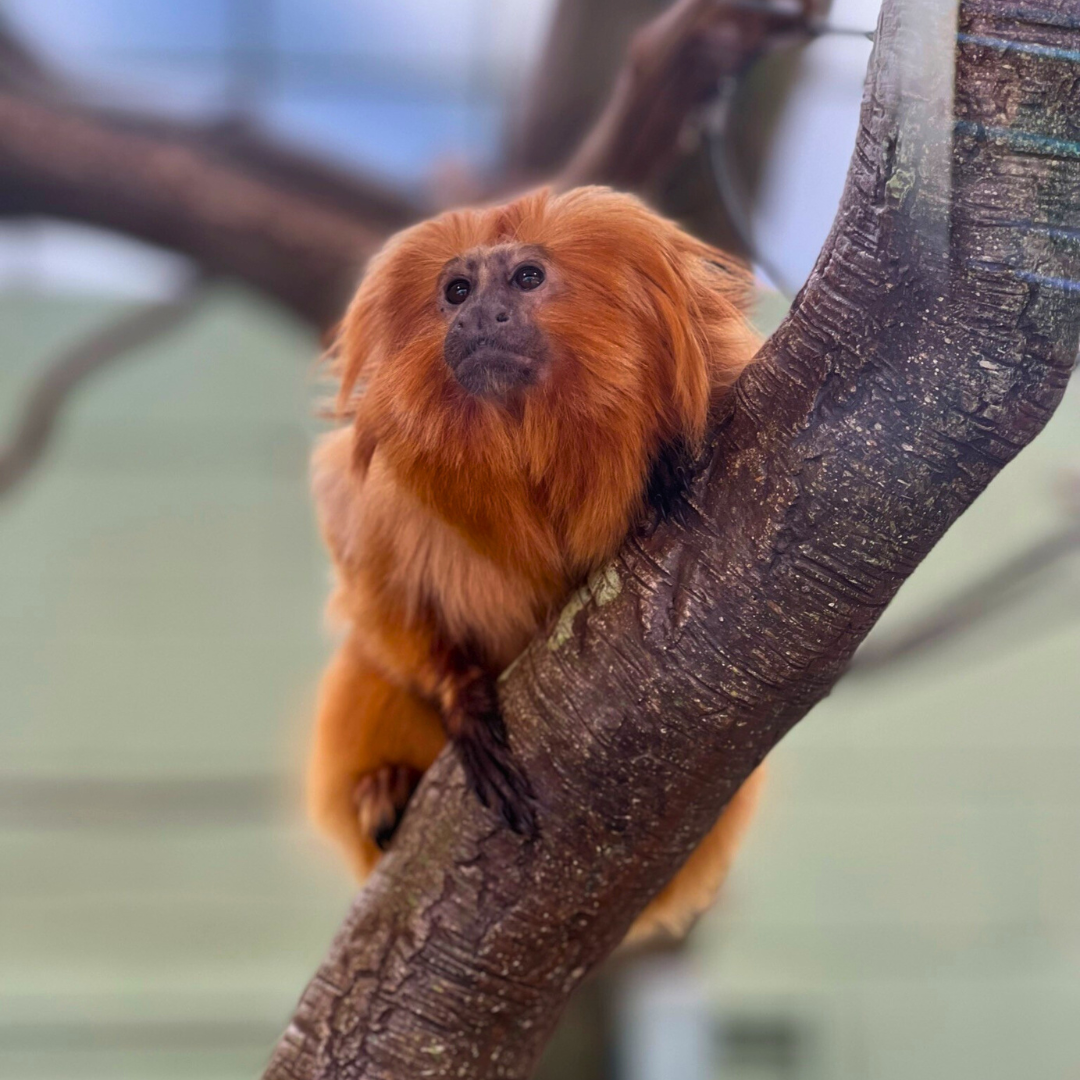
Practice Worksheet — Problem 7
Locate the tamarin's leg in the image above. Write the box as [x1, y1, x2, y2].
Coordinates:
[624, 766, 766, 945]
[307, 637, 445, 879]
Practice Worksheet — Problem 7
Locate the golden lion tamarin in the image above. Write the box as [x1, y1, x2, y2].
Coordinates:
[308, 186, 765, 942]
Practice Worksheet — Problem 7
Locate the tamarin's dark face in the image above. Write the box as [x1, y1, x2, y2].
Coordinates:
[334, 188, 757, 468]
[438, 244, 553, 401]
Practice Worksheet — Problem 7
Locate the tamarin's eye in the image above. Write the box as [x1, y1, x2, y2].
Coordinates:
[512, 265, 545, 290]
[446, 278, 471, 304]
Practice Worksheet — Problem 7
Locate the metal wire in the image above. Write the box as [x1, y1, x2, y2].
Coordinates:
[707, 6, 877, 297]
[727, 0, 875, 40]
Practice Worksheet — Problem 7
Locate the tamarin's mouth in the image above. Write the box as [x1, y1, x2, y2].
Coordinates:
[451, 346, 538, 399]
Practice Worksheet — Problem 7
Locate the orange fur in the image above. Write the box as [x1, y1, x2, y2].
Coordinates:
[308, 186, 764, 942]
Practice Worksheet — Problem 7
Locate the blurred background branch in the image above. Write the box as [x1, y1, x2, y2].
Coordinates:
[0, 67, 386, 327]
[0, 277, 207, 495]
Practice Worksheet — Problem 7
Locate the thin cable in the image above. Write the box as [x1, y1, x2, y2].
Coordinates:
[706, 11, 877, 297]
[707, 78, 801, 296]
[727, 0, 875, 40]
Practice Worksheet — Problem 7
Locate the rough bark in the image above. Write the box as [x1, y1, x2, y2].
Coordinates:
[263, 0, 1080, 1076]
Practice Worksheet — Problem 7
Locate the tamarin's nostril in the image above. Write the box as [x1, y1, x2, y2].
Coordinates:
[495, 311, 509, 323]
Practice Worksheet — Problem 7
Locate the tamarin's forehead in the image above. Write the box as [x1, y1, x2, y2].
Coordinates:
[441, 242, 547, 284]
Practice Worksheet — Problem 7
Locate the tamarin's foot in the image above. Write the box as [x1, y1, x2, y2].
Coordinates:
[353, 764, 423, 851]
[445, 669, 538, 839]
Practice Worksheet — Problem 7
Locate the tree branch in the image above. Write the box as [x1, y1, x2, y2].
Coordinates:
[849, 512, 1080, 675]
[0, 3, 816, 328]
[554, 0, 827, 191]
[0, 280, 207, 496]
[0, 17, 422, 229]
[263, 0, 1080, 1076]
[0, 88, 385, 328]
[83, 103, 423, 233]
[504, 0, 666, 178]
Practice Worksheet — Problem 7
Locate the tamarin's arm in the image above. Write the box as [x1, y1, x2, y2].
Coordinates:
[430, 646, 537, 837]
[349, 620, 538, 839]
[313, 430, 537, 836]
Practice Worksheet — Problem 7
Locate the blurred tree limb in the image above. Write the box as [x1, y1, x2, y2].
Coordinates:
[504, 0, 668, 178]
[553, 0, 829, 190]
[0, 278, 207, 497]
[0, 86, 387, 328]
[0, 0, 817, 329]
[261, 1, 1080, 1076]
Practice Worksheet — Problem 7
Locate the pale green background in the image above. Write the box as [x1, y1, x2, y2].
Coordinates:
[1, 289, 1078, 1079]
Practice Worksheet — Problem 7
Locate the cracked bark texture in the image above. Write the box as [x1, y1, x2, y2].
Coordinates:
[265, 0, 1080, 1076]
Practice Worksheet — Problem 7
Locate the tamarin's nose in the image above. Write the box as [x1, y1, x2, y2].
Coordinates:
[454, 302, 510, 335]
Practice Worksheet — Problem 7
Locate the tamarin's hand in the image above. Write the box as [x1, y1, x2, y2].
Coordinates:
[437, 658, 537, 837]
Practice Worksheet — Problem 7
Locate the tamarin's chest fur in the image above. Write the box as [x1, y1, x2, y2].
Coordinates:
[317, 431, 604, 675]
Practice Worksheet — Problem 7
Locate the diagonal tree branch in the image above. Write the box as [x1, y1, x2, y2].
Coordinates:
[0, 16, 421, 227]
[262, 0, 1080, 1076]
[0, 2, 821, 330]
[0, 87, 385, 329]
[0, 279, 208, 497]
[504, 0, 666, 178]
[0, 17, 418, 328]
[554, 0, 828, 191]
[848, 510, 1080, 674]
